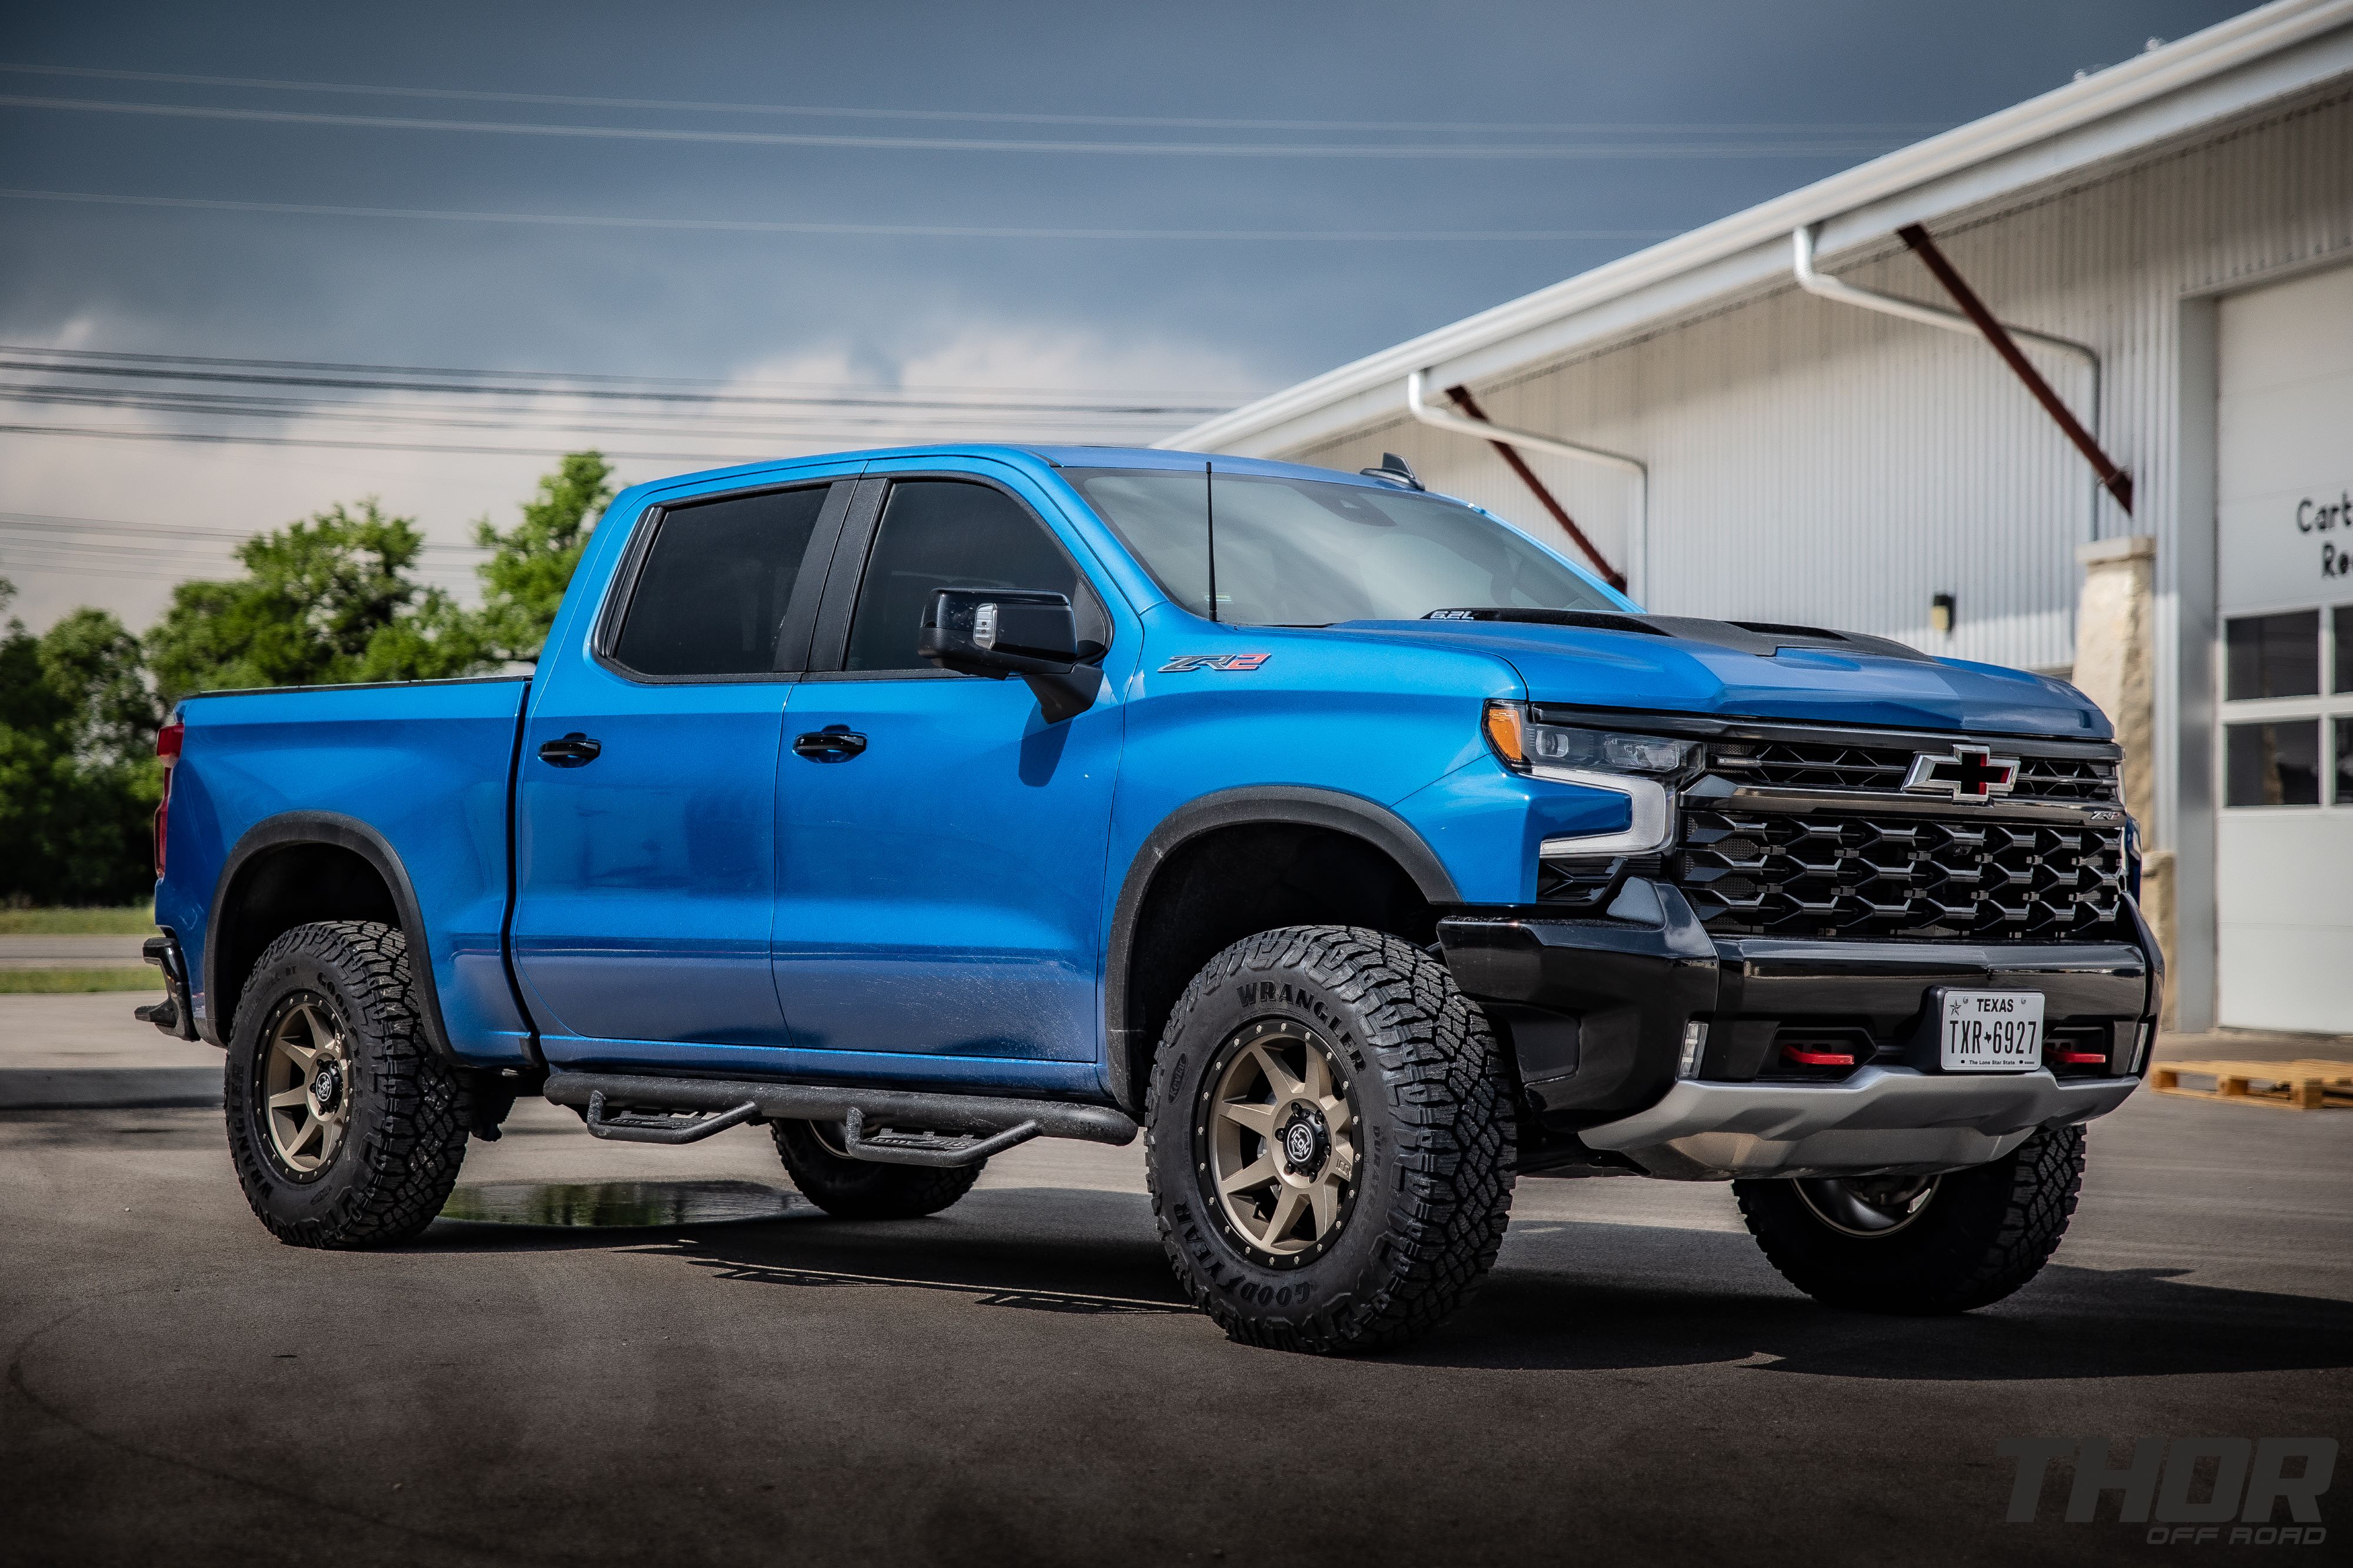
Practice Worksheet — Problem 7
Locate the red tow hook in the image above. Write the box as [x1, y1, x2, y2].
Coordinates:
[1781, 1045, 1855, 1067]
[2051, 1047, 2109, 1065]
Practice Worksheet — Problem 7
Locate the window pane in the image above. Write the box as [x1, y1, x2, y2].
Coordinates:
[613, 486, 829, 675]
[2224, 610, 2319, 699]
[1067, 471, 1212, 618]
[2338, 718, 2353, 805]
[2336, 606, 2352, 693]
[845, 481, 1105, 672]
[2224, 720, 2321, 806]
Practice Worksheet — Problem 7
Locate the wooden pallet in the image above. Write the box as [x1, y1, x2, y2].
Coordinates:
[2149, 1059, 2353, 1110]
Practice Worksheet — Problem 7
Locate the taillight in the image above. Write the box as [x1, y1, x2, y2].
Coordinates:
[154, 718, 184, 879]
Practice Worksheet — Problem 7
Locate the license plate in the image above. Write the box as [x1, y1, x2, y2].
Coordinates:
[1938, 989, 2045, 1072]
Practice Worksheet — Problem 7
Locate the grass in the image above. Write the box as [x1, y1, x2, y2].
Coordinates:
[0, 968, 160, 993]
[0, 905, 157, 935]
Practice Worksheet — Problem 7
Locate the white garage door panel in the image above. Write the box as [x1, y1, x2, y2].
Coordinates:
[2214, 262, 2353, 1036]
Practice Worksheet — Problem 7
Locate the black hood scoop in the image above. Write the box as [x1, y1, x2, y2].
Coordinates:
[1422, 607, 1936, 663]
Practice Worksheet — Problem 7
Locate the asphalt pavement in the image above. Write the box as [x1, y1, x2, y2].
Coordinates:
[4, 993, 2348, 1567]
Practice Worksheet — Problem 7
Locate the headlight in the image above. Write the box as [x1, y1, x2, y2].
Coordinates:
[1484, 700, 1689, 857]
[1482, 702, 1697, 778]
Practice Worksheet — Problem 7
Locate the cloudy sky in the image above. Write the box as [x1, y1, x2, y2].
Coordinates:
[0, 0, 2258, 631]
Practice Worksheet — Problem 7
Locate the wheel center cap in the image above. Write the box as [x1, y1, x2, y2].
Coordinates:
[1279, 1106, 1328, 1176]
[309, 1060, 344, 1116]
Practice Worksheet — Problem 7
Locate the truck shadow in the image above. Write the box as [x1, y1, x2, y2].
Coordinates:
[423, 1183, 2353, 1380]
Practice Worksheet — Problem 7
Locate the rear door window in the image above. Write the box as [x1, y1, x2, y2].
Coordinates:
[612, 484, 834, 676]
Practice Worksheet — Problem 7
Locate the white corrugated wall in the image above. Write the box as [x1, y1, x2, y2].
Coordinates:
[1284, 84, 2353, 680]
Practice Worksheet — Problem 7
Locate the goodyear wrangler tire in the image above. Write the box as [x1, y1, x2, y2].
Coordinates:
[770, 1120, 982, 1220]
[1732, 1123, 2086, 1314]
[224, 920, 472, 1249]
[1145, 925, 1515, 1354]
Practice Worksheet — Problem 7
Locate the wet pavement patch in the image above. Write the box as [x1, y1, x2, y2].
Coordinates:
[438, 1179, 802, 1228]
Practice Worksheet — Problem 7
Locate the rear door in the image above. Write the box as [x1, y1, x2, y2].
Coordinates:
[513, 474, 852, 1060]
[769, 462, 1127, 1083]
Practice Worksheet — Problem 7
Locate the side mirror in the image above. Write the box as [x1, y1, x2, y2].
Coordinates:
[918, 588, 1098, 723]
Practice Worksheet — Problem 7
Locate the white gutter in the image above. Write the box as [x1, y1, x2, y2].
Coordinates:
[1402, 369, 1651, 595]
[1169, 0, 2353, 455]
[1789, 222, 2109, 542]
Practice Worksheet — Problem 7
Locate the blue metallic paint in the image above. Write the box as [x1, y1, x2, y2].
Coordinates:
[156, 442, 2115, 1103]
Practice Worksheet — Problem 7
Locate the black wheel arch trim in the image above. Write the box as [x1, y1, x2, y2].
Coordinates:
[1102, 785, 1461, 1116]
[201, 810, 458, 1062]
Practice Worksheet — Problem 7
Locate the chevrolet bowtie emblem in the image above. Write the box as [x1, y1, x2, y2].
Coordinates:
[1903, 744, 2019, 803]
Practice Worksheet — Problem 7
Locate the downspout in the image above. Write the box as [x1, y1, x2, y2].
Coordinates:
[1792, 222, 2119, 540]
[1405, 368, 1651, 599]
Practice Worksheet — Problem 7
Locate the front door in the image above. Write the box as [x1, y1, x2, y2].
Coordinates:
[513, 477, 849, 1059]
[772, 468, 1125, 1082]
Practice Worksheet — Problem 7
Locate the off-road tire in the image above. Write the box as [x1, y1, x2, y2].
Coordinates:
[1145, 925, 1515, 1355]
[224, 920, 472, 1249]
[771, 1120, 982, 1219]
[1732, 1124, 2087, 1314]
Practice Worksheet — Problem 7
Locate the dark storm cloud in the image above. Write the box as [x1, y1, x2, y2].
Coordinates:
[0, 0, 2263, 382]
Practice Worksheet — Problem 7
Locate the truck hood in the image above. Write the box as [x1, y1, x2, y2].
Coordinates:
[1335, 613, 2109, 739]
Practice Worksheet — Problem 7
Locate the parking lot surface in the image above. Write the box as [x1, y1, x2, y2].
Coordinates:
[4, 994, 2348, 1566]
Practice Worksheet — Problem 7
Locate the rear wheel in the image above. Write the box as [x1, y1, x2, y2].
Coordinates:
[1732, 1124, 2085, 1313]
[770, 1119, 982, 1219]
[224, 920, 471, 1249]
[1146, 925, 1515, 1354]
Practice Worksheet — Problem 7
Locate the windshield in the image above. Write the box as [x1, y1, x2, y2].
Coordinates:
[1067, 468, 1622, 625]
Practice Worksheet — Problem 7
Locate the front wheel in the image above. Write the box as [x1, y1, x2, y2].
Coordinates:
[1732, 1123, 2086, 1314]
[1145, 926, 1516, 1355]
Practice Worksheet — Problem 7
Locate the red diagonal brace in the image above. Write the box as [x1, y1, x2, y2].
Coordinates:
[1442, 384, 1627, 589]
[1897, 223, 2133, 515]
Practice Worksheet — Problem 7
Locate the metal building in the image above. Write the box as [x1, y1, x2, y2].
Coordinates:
[1169, 0, 2353, 1037]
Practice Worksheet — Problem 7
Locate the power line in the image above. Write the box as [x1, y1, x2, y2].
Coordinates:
[0, 62, 1958, 137]
[0, 512, 489, 555]
[0, 94, 1911, 159]
[0, 341, 1258, 406]
[0, 188, 1675, 245]
[0, 355, 1228, 416]
[0, 421, 798, 461]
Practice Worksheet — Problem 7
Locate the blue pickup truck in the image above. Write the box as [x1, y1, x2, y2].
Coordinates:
[141, 444, 2159, 1353]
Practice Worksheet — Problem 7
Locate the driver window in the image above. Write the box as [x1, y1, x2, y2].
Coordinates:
[844, 480, 1108, 672]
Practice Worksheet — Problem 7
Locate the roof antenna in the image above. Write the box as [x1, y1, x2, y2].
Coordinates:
[1360, 452, 1425, 492]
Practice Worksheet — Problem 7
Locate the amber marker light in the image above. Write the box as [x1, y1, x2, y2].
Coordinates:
[1482, 700, 1527, 768]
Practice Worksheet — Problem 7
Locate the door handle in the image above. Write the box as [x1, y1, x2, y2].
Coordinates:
[792, 726, 868, 761]
[538, 732, 603, 768]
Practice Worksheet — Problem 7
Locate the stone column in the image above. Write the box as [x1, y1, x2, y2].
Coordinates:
[2074, 535, 2172, 1020]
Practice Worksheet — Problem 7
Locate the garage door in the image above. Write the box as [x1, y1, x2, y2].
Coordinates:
[2214, 261, 2353, 1035]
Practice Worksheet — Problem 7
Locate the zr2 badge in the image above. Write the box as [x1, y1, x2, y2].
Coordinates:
[1158, 653, 1271, 673]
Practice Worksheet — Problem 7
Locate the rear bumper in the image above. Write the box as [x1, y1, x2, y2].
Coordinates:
[1438, 881, 2158, 1179]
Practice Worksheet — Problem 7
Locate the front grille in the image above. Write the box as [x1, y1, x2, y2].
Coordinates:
[1706, 739, 2117, 802]
[1672, 809, 2127, 941]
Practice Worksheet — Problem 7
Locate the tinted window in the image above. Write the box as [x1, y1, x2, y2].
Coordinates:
[1067, 471, 1212, 618]
[2224, 610, 2319, 700]
[612, 486, 830, 676]
[1067, 466, 1619, 625]
[845, 480, 1108, 672]
[2224, 720, 2320, 807]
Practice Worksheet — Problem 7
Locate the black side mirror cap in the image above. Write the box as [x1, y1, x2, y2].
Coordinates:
[918, 588, 1099, 723]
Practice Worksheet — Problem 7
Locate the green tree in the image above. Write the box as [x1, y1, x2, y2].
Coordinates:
[145, 499, 484, 703]
[470, 451, 616, 663]
[0, 579, 164, 905]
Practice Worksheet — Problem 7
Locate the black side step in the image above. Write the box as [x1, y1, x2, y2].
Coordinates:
[543, 1072, 1137, 1167]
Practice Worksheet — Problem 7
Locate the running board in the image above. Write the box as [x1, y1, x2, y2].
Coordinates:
[544, 1072, 1138, 1166]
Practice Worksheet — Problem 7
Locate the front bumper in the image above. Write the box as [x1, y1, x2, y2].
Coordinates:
[1438, 880, 2158, 1179]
